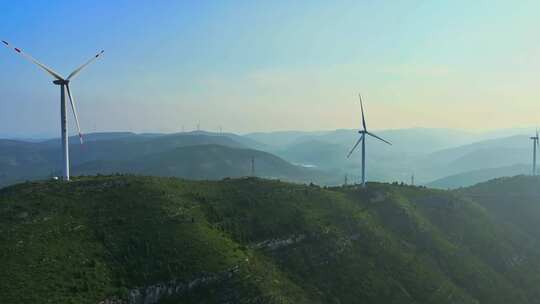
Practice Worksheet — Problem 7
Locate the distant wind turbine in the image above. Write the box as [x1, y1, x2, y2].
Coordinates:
[2, 40, 104, 181]
[531, 130, 539, 176]
[347, 94, 391, 187]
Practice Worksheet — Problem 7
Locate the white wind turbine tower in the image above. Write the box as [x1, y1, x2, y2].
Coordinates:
[531, 129, 539, 176]
[347, 94, 391, 187]
[2, 40, 104, 181]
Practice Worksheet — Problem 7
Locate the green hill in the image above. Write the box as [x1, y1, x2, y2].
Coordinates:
[72, 144, 329, 183]
[2, 176, 540, 303]
[459, 175, 540, 242]
[427, 164, 529, 189]
[0, 133, 304, 187]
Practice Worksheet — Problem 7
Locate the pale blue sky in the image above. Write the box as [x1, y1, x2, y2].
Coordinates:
[1, 0, 540, 136]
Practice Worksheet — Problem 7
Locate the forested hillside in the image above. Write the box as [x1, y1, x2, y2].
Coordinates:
[2, 176, 540, 303]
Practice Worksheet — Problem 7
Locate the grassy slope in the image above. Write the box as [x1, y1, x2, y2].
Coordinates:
[1, 176, 540, 303]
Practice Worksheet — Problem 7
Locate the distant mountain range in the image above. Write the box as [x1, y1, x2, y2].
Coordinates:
[0, 132, 327, 187]
[1, 127, 538, 188]
[263, 128, 536, 186]
[72, 144, 328, 183]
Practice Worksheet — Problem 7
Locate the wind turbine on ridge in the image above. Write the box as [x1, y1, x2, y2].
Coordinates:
[347, 94, 391, 187]
[2, 40, 104, 181]
[531, 129, 539, 176]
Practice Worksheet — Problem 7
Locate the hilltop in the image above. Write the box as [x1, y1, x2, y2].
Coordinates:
[427, 164, 529, 189]
[3, 176, 540, 303]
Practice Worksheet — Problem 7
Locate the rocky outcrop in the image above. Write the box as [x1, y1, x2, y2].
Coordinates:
[250, 234, 306, 250]
[98, 266, 240, 304]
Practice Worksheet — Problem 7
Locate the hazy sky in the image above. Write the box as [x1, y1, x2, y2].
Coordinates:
[2, 0, 540, 136]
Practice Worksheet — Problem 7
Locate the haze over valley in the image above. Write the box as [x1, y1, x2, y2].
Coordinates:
[2, 127, 538, 189]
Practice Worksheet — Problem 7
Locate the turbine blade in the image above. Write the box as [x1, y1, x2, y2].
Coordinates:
[65, 84, 83, 144]
[1, 40, 64, 80]
[67, 50, 104, 80]
[367, 132, 391, 145]
[347, 135, 364, 158]
[359, 93, 367, 131]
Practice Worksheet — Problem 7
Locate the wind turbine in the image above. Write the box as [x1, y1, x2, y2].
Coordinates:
[531, 129, 539, 176]
[2, 40, 104, 181]
[347, 94, 391, 187]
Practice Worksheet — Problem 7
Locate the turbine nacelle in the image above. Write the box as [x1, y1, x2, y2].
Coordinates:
[53, 79, 70, 85]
